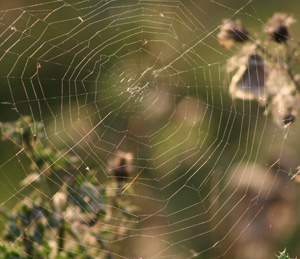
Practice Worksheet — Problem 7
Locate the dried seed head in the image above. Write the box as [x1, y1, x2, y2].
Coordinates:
[218, 19, 249, 49]
[272, 24, 289, 43]
[282, 113, 295, 126]
[108, 151, 133, 183]
[269, 90, 296, 127]
[265, 13, 295, 43]
[229, 53, 268, 100]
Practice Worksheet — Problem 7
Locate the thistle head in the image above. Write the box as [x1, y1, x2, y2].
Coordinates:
[218, 19, 249, 49]
[265, 13, 295, 43]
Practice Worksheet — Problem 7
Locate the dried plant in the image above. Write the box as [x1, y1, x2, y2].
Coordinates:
[219, 13, 300, 127]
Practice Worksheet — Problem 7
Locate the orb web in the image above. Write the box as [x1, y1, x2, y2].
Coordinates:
[0, 0, 299, 258]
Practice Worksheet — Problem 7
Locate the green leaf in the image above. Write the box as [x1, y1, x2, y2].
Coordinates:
[8, 223, 21, 238]
[33, 222, 44, 244]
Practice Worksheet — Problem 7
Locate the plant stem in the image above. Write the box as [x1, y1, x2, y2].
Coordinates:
[22, 231, 33, 258]
[57, 219, 65, 254]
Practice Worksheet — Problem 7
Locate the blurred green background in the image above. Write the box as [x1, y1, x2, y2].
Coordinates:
[0, 0, 300, 258]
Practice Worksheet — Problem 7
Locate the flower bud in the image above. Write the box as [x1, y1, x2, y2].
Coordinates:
[108, 151, 133, 184]
[218, 19, 249, 49]
[265, 13, 295, 43]
[53, 192, 67, 213]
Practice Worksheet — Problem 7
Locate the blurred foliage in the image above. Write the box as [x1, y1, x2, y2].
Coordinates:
[0, 116, 136, 258]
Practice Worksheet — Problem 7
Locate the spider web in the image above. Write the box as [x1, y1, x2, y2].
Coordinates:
[0, 0, 300, 258]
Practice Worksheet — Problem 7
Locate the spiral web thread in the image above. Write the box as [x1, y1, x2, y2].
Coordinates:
[0, 0, 299, 258]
